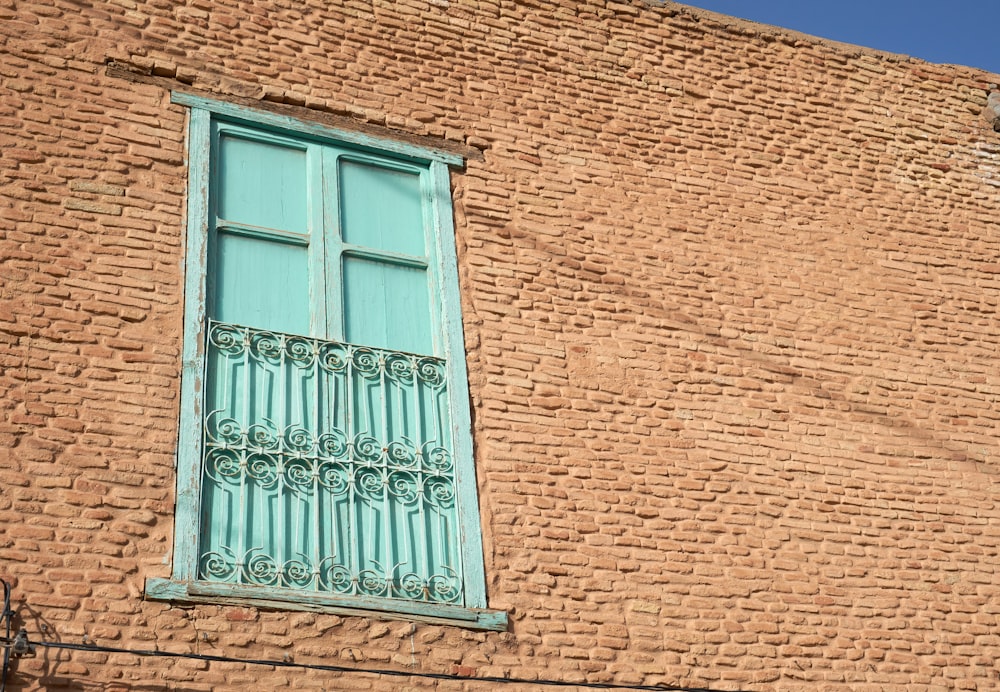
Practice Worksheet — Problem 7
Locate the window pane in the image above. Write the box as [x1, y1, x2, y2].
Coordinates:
[218, 133, 307, 232]
[214, 232, 310, 334]
[343, 256, 432, 354]
[340, 160, 425, 256]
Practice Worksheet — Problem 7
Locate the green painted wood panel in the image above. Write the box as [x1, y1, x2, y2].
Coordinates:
[342, 257, 432, 355]
[218, 133, 308, 233]
[213, 232, 310, 334]
[339, 160, 425, 256]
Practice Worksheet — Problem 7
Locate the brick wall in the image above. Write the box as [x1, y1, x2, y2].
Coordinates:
[2, 0, 999, 689]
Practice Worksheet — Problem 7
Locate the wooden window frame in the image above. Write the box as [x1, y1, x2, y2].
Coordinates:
[145, 93, 506, 632]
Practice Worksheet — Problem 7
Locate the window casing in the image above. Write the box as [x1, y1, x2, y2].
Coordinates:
[146, 94, 505, 631]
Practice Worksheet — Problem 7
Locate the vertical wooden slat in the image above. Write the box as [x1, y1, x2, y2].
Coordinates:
[311, 345, 321, 590]
[346, 350, 357, 595]
[308, 144, 326, 340]
[275, 335, 287, 586]
[414, 366, 430, 593]
[237, 326, 251, 582]
[379, 356, 391, 596]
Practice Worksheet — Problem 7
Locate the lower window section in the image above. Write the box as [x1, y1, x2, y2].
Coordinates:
[200, 320, 466, 605]
[149, 319, 506, 631]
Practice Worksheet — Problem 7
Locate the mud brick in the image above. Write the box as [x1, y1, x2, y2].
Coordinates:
[2, 1, 1000, 690]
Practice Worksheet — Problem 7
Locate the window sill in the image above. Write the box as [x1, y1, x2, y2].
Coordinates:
[144, 578, 508, 632]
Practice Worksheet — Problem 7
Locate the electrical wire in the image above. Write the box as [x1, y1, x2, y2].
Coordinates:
[0, 635, 748, 692]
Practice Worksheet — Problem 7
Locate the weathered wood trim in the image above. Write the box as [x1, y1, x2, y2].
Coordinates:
[429, 160, 490, 610]
[145, 578, 508, 632]
[172, 107, 212, 581]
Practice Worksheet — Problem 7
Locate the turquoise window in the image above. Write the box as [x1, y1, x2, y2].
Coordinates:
[146, 94, 505, 631]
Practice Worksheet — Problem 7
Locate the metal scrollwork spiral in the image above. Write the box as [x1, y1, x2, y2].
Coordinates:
[318, 341, 349, 373]
[423, 444, 453, 473]
[353, 434, 382, 463]
[285, 458, 314, 490]
[284, 425, 314, 454]
[244, 552, 278, 585]
[357, 569, 388, 597]
[398, 572, 425, 600]
[321, 563, 353, 594]
[246, 453, 279, 487]
[285, 336, 315, 366]
[386, 440, 416, 468]
[424, 475, 455, 508]
[352, 348, 380, 378]
[355, 466, 385, 500]
[199, 549, 237, 581]
[317, 460, 349, 495]
[416, 357, 444, 386]
[203, 448, 242, 482]
[427, 573, 461, 603]
[208, 322, 246, 356]
[384, 353, 414, 383]
[317, 430, 348, 459]
[249, 330, 283, 362]
[206, 411, 243, 446]
[387, 470, 418, 504]
[246, 421, 278, 450]
[282, 557, 313, 588]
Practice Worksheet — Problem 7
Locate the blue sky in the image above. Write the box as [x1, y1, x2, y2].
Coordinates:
[675, 1, 1000, 76]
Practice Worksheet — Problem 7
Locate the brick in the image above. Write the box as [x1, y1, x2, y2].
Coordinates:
[2, 1, 1000, 690]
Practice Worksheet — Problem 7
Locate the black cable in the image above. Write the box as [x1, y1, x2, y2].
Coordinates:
[0, 636, 748, 692]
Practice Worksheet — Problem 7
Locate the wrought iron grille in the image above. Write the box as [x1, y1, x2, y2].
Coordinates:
[197, 320, 464, 605]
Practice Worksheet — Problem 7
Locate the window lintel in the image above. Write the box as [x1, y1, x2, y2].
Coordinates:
[171, 91, 466, 168]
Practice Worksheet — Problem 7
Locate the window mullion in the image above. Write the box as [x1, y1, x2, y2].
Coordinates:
[323, 147, 345, 343]
[308, 144, 328, 340]
[420, 168, 445, 359]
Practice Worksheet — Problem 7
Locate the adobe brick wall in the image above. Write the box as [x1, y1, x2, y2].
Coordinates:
[2, 1, 999, 689]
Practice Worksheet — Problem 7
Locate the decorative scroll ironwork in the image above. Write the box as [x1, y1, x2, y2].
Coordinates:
[198, 320, 463, 605]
